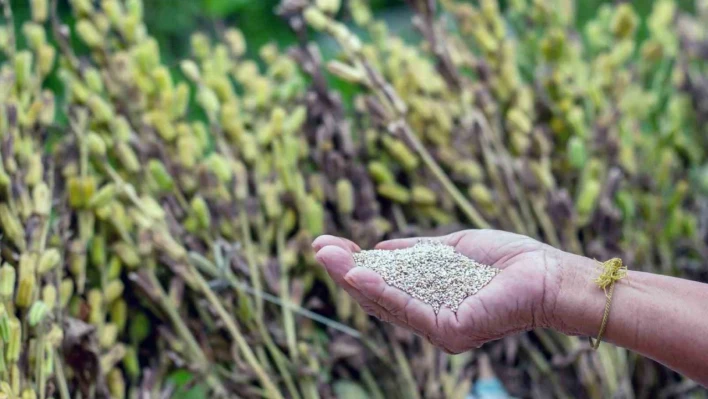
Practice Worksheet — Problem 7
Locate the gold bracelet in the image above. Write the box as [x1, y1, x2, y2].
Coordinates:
[588, 258, 627, 350]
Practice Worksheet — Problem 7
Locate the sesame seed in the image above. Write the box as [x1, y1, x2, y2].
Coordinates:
[352, 240, 500, 314]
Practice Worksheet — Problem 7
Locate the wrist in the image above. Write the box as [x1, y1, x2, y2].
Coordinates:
[541, 251, 608, 337]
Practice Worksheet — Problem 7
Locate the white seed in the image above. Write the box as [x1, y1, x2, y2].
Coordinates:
[353, 240, 500, 314]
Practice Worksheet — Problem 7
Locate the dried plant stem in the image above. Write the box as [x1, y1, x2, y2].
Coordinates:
[190, 269, 284, 399]
[277, 219, 298, 362]
[145, 271, 229, 397]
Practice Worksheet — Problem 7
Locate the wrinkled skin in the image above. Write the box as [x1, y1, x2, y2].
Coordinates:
[313, 229, 566, 354]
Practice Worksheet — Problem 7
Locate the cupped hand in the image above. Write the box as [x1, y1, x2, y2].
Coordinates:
[312, 230, 567, 354]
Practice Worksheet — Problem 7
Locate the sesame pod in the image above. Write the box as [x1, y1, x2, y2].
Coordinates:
[37, 248, 60, 276]
[28, 301, 49, 327]
[15, 51, 33, 89]
[197, 86, 220, 119]
[108, 367, 126, 399]
[240, 133, 258, 163]
[129, 312, 151, 344]
[0, 264, 15, 299]
[510, 130, 531, 155]
[261, 183, 283, 220]
[90, 234, 106, 267]
[177, 135, 198, 169]
[111, 299, 127, 332]
[113, 242, 140, 269]
[115, 142, 140, 173]
[567, 136, 587, 169]
[22, 22, 46, 50]
[148, 160, 174, 192]
[336, 179, 355, 215]
[367, 161, 395, 184]
[100, 323, 119, 349]
[32, 182, 51, 217]
[60, 279, 74, 308]
[0, 308, 9, 342]
[21, 389, 37, 399]
[190, 196, 210, 229]
[46, 324, 63, 348]
[123, 347, 140, 379]
[382, 136, 419, 171]
[42, 285, 56, 310]
[76, 19, 103, 48]
[377, 183, 410, 203]
[327, 60, 365, 83]
[152, 230, 187, 260]
[107, 256, 122, 280]
[576, 179, 601, 221]
[84, 68, 104, 93]
[302, 195, 325, 237]
[6, 318, 21, 363]
[147, 111, 176, 141]
[611, 3, 638, 39]
[304, 7, 329, 31]
[453, 160, 484, 182]
[180, 60, 201, 82]
[233, 161, 249, 200]
[205, 154, 232, 183]
[468, 184, 495, 211]
[615, 190, 636, 220]
[411, 185, 437, 206]
[25, 153, 43, 186]
[172, 82, 190, 119]
[88, 289, 104, 326]
[88, 183, 118, 209]
[104, 280, 124, 305]
[15, 274, 35, 309]
[86, 132, 107, 157]
[31, 0, 49, 22]
[507, 108, 532, 133]
[67, 177, 87, 208]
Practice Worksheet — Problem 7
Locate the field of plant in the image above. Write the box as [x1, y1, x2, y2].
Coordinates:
[0, 0, 707, 398]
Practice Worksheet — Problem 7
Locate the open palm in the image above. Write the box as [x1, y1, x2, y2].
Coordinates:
[313, 230, 564, 354]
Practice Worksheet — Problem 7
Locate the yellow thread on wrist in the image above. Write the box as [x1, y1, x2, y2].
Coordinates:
[589, 258, 627, 350]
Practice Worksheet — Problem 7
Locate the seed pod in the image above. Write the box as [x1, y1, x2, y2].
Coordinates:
[205, 154, 232, 183]
[377, 183, 411, 203]
[148, 160, 174, 192]
[507, 108, 532, 133]
[190, 196, 210, 229]
[6, 318, 21, 363]
[304, 7, 329, 31]
[129, 312, 151, 344]
[100, 323, 119, 349]
[28, 301, 48, 327]
[336, 179, 355, 215]
[576, 179, 601, 221]
[368, 161, 395, 184]
[38, 248, 61, 276]
[31, 0, 49, 22]
[411, 185, 437, 206]
[327, 60, 365, 83]
[107, 256, 122, 280]
[611, 3, 638, 39]
[25, 153, 43, 186]
[0, 306, 9, 342]
[15, 51, 33, 89]
[89, 183, 118, 209]
[32, 182, 51, 217]
[197, 86, 220, 120]
[76, 19, 102, 48]
[42, 285, 57, 310]
[22, 22, 46, 50]
[123, 347, 140, 379]
[152, 230, 187, 260]
[115, 141, 140, 173]
[108, 367, 126, 399]
[46, 324, 63, 348]
[147, 111, 176, 142]
[104, 280, 124, 305]
[468, 184, 495, 211]
[15, 274, 35, 308]
[382, 136, 419, 171]
[60, 279, 74, 308]
[88, 289, 104, 326]
[302, 195, 325, 237]
[86, 132, 107, 158]
[567, 136, 587, 169]
[111, 299, 127, 332]
[113, 242, 140, 269]
[0, 264, 16, 299]
[261, 183, 283, 220]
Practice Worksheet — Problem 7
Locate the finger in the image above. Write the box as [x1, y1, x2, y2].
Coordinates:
[314, 245, 391, 319]
[344, 267, 437, 334]
[312, 235, 361, 253]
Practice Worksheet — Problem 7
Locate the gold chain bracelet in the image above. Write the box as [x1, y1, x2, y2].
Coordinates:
[588, 258, 627, 350]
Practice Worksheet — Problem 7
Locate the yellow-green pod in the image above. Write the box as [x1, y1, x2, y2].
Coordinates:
[336, 179, 355, 215]
[302, 195, 325, 237]
[38, 248, 61, 276]
[32, 182, 51, 216]
[108, 368, 126, 399]
[28, 301, 49, 327]
[0, 264, 16, 299]
[382, 136, 419, 170]
[42, 285, 57, 310]
[468, 184, 495, 211]
[104, 280, 124, 305]
[411, 185, 436, 206]
[76, 19, 102, 48]
[99, 323, 119, 349]
[31, 0, 49, 22]
[88, 288, 104, 326]
[377, 183, 410, 203]
[0, 204, 25, 251]
[190, 196, 211, 229]
[113, 242, 140, 269]
[111, 299, 128, 332]
[576, 179, 601, 221]
[611, 3, 638, 39]
[6, 318, 21, 363]
[88, 183, 118, 209]
[59, 279, 74, 308]
[15, 274, 35, 308]
[368, 161, 395, 184]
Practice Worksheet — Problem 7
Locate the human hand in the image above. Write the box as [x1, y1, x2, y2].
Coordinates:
[312, 230, 568, 354]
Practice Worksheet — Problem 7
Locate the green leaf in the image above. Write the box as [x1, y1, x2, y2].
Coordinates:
[168, 370, 209, 399]
[203, 0, 249, 17]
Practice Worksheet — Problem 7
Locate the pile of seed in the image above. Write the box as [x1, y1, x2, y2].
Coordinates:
[353, 240, 500, 313]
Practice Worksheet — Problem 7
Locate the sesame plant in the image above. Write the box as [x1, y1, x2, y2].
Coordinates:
[0, 0, 706, 398]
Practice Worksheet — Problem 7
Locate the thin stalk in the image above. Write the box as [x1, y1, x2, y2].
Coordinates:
[190, 269, 283, 399]
[391, 338, 421, 399]
[145, 271, 229, 397]
[361, 367, 385, 399]
[277, 218, 298, 362]
[54, 351, 71, 399]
